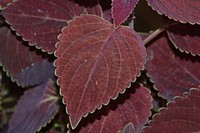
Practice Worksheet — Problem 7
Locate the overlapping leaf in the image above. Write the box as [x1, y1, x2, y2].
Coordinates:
[143, 87, 200, 133]
[1, 0, 102, 53]
[146, 36, 200, 100]
[147, 0, 200, 24]
[8, 79, 59, 133]
[14, 59, 55, 87]
[54, 14, 146, 128]
[0, 0, 12, 9]
[103, 9, 112, 22]
[0, 26, 54, 87]
[112, 0, 139, 27]
[75, 0, 102, 17]
[70, 85, 152, 133]
[166, 24, 200, 55]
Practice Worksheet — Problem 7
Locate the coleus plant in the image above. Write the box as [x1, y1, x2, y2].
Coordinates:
[0, 0, 200, 133]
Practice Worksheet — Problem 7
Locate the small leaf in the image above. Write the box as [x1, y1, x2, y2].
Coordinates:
[0, 0, 12, 9]
[118, 123, 136, 133]
[8, 79, 59, 133]
[2, 0, 102, 53]
[0, 26, 54, 87]
[147, 0, 200, 24]
[70, 85, 152, 133]
[54, 14, 146, 128]
[112, 0, 139, 27]
[146, 36, 200, 100]
[103, 9, 112, 22]
[166, 23, 200, 55]
[143, 87, 200, 133]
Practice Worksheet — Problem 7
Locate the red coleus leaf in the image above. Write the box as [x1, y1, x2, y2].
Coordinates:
[146, 36, 200, 100]
[54, 14, 146, 128]
[8, 79, 59, 133]
[70, 85, 152, 133]
[143, 87, 200, 133]
[112, 0, 139, 27]
[1, 0, 102, 53]
[147, 0, 200, 24]
[166, 24, 200, 55]
[0, 26, 54, 87]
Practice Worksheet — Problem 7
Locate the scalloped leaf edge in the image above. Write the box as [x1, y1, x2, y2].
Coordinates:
[54, 14, 147, 129]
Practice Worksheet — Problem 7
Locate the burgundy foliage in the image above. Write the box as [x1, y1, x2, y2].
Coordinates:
[0, 0, 200, 132]
[143, 87, 200, 133]
[8, 79, 59, 133]
[112, 0, 139, 27]
[167, 24, 200, 55]
[148, 0, 200, 24]
[0, 26, 54, 87]
[55, 14, 146, 128]
[70, 85, 151, 133]
[146, 36, 200, 100]
[0, 0, 12, 8]
[1, 0, 102, 53]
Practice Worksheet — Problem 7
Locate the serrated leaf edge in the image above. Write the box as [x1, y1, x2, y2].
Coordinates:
[145, 71, 169, 101]
[0, 61, 44, 88]
[146, 0, 200, 26]
[54, 14, 147, 129]
[143, 86, 200, 131]
[167, 31, 200, 56]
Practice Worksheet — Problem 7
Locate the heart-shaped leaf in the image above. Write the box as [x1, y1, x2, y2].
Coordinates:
[146, 36, 200, 100]
[143, 87, 200, 133]
[112, 0, 139, 27]
[0, 26, 54, 87]
[70, 85, 152, 133]
[147, 0, 200, 24]
[54, 14, 146, 128]
[8, 79, 59, 133]
[166, 24, 200, 55]
[2, 0, 102, 53]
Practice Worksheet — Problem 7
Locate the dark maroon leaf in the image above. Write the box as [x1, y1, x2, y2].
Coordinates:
[85, 4, 102, 17]
[54, 14, 146, 128]
[0, 0, 12, 8]
[147, 0, 200, 24]
[146, 36, 200, 100]
[118, 123, 136, 133]
[71, 85, 152, 133]
[166, 24, 200, 55]
[2, 0, 102, 53]
[0, 26, 54, 87]
[8, 79, 59, 133]
[14, 59, 54, 87]
[143, 87, 200, 133]
[112, 0, 139, 27]
[103, 9, 112, 22]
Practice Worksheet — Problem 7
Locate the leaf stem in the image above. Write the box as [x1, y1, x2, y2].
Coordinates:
[144, 28, 165, 45]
